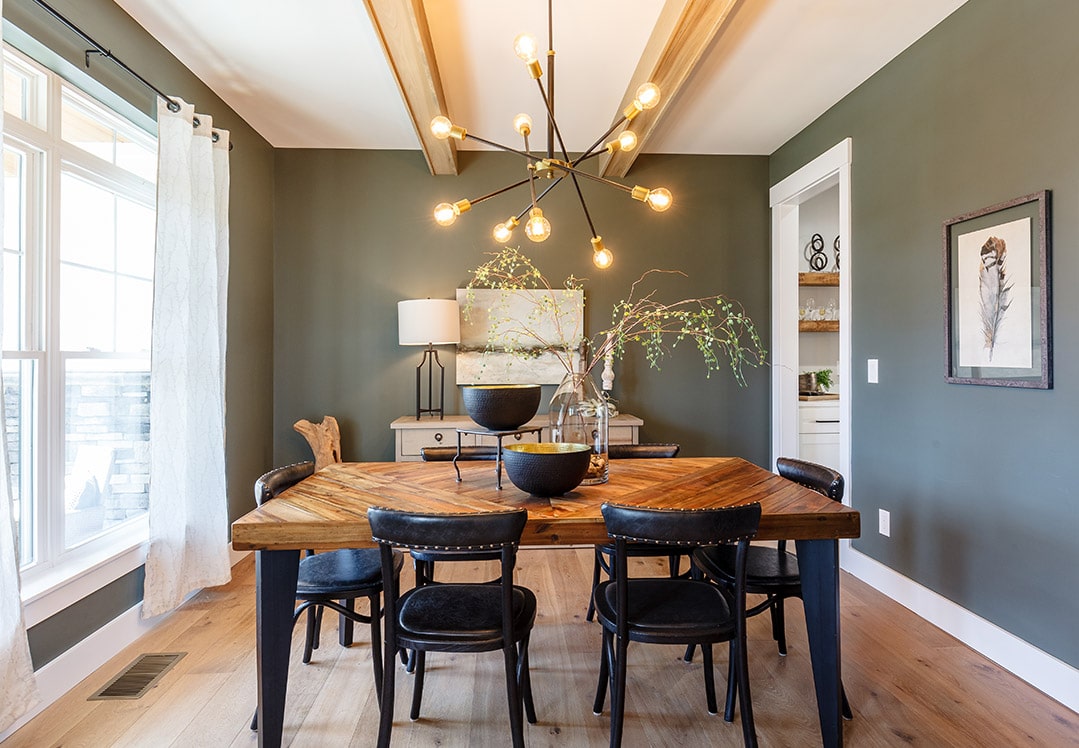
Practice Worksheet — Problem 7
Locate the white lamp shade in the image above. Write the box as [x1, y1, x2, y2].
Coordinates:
[398, 298, 461, 346]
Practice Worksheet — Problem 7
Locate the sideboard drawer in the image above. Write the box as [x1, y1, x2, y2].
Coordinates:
[391, 414, 643, 461]
[400, 428, 472, 458]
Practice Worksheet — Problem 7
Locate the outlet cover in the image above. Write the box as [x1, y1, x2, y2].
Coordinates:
[879, 508, 890, 537]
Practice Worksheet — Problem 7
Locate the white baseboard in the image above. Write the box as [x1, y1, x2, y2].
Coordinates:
[842, 545, 1079, 713]
[1, 546, 252, 742]
[0, 600, 153, 741]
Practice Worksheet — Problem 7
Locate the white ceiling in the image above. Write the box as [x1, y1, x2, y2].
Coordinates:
[113, 0, 967, 156]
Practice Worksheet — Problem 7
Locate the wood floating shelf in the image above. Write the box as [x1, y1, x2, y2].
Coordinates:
[798, 272, 839, 286]
[800, 320, 839, 333]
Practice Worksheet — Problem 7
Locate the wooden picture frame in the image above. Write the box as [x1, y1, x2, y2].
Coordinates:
[943, 190, 1051, 388]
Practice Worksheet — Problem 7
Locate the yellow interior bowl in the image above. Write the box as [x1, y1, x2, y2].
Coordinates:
[504, 442, 591, 455]
[501, 442, 592, 496]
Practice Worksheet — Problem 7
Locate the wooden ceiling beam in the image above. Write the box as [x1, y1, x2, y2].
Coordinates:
[601, 0, 738, 178]
[363, 0, 457, 175]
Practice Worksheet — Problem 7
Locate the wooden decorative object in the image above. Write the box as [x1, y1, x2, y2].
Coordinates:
[293, 416, 342, 471]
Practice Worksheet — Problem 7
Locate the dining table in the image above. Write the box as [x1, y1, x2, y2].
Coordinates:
[231, 456, 861, 747]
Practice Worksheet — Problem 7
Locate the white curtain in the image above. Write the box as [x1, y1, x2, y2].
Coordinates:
[0, 0, 42, 723]
[143, 98, 231, 618]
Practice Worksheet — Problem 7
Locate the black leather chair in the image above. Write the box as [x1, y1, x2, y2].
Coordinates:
[250, 462, 403, 730]
[419, 445, 498, 461]
[414, 446, 503, 586]
[593, 502, 761, 747]
[586, 443, 684, 622]
[369, 507, 538, 748]
[692, 456, 852, 719]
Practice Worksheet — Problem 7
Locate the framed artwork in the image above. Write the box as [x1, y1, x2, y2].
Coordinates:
[943, 190, 1051, 388]
[456, 287, 584, 385]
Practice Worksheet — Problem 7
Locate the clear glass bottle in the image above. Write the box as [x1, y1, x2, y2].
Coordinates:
[548, 369, 609, 484]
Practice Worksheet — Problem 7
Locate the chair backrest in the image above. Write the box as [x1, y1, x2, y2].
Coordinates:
[608, 443, 680, 459]
[254, 461, 315, 506]
[421, 446, 498, 462]
[775, 457, 844, 502]
[368, 507, 527, 552]
[600, 502, 760, 548]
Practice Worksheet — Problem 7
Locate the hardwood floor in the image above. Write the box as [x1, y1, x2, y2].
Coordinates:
[6, 549, 1077, 746]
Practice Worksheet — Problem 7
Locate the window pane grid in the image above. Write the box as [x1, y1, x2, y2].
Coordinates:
[4, 41, 157, 574]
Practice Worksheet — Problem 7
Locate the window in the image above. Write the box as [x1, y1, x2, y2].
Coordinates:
[3, 44, 157, 582]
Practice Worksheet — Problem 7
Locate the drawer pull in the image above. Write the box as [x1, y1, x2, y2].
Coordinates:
[514, 433, 523, 441]
[434, 432, 443, 442]
[815, 419, 840, 424]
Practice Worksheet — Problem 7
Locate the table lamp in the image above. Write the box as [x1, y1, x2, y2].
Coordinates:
[398, 298, 461, 420]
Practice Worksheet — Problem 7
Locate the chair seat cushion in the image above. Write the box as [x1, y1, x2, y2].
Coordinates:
[693, 544, 801, 588]
[594, 578, 736, 641]
[397, 583, 536, 645]
[297, 548, 402, 597]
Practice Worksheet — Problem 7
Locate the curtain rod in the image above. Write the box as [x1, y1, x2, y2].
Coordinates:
[30, 0, 233, 147]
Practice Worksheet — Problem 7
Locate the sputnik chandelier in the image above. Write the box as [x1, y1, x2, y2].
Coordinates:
[429, 1, 672, 270]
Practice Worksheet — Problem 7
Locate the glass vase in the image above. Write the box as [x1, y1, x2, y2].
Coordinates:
[548, 371, 609, 485]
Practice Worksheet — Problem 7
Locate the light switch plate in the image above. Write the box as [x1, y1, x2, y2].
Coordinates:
[879, 508, 890, 537]
[868, 358, 879, 384]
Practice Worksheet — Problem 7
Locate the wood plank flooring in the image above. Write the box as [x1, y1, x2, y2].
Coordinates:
[5, 549, 1077, 746]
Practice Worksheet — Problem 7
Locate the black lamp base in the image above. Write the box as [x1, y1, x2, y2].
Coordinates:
[415, 345, 446, 420]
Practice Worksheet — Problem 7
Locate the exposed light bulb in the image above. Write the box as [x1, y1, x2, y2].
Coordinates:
[433, 202, 458, 226]
[524, 207, 551, 242]
[513, 34, 538, 63]
[430, 116, 453, 139]
[617, 130, 638, 152]
[635, 82, 661, 110]
[646, 187, 672, 212]
[493, 216, 519, 243]
[513, 113, 533, 136]
[591, 237, 613, 269]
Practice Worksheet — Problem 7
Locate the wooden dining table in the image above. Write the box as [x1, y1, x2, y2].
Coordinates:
[231, 456, 860, 747]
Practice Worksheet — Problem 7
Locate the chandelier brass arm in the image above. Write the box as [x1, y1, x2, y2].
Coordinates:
[428, 1, 671, 269]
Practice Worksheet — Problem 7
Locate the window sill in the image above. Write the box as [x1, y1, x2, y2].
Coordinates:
[20, 517, 149, 628]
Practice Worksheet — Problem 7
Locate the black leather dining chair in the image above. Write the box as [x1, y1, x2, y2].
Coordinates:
[586, 443, 684, 622]
[368, 506, 538, 748]
[692, 456, 852, 719]
[593, 501, 762, 747]
[249, 462, 402, 731]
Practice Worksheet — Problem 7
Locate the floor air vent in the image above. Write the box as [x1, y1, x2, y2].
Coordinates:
[88, 652, 186, 700]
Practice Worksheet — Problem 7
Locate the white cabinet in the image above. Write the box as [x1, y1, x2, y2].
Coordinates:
[798, 400, 839, 470]
[390, 413, 643, 462]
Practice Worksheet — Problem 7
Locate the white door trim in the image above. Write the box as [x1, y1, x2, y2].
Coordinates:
[769, 139, 852, 505]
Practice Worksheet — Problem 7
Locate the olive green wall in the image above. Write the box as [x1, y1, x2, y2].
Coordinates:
[5, 0, 275, 664]
[272, 150, 771, 467]
[772, 0, 1079, 667]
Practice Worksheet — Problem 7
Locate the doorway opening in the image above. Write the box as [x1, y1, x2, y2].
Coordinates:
[769, 139, 852, 504]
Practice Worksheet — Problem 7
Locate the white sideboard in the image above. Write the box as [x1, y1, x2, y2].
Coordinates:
[797, 399, 839, 470]
[390, 413, 644, 462]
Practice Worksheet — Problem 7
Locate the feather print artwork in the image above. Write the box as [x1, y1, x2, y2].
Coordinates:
[978, 236, 1013, 361]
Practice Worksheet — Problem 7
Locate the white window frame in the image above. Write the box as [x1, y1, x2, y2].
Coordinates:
[3, 43, 157, 618]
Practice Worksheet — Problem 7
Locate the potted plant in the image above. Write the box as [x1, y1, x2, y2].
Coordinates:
[463, 248, 766, 483]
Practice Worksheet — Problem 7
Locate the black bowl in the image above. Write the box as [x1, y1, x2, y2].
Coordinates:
[462, 384, 541, 431]
[502, 443, 592, 497]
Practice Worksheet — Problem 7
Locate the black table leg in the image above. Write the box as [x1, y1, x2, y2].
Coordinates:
[795, 538, 842, 747]
[256, 549, 299, 748]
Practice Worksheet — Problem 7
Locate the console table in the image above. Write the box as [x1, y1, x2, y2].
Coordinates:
[390, 413, 643, 462]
